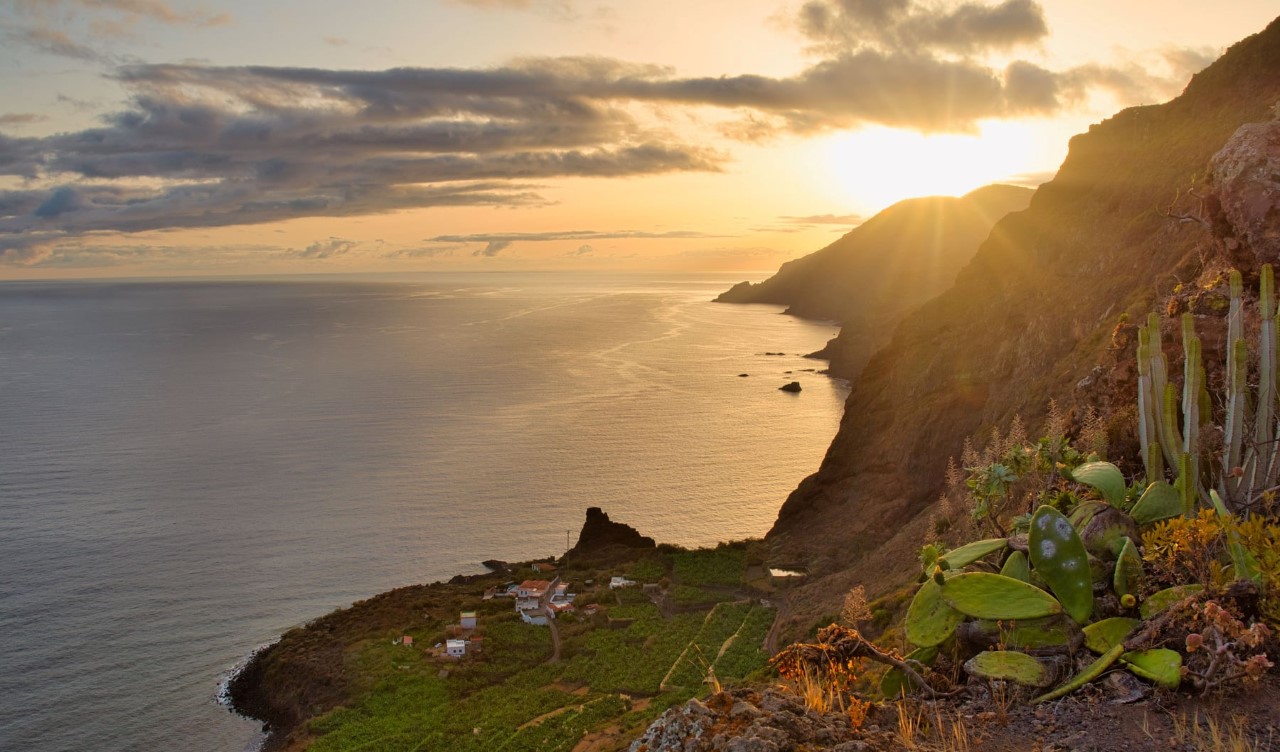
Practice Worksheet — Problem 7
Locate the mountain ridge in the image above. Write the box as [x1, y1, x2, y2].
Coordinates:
[716, 184, 1033, 379]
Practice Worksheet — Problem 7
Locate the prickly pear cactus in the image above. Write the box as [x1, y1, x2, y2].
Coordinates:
[1082, 616, 1139, 654]
[1029, 505, 1094, 624]
[1071, 461, 1126, 506]
[940, 572, 1063, 620]
[905, 578, 963, 647]
[1113, 537, 1143, 599]
[999, 550, 1030, 582]
[964, 650, 1053, 687]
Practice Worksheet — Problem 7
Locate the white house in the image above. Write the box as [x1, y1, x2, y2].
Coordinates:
[460, 611, 477, 630]
[609, 576, 637, 589]
[517, 579, 551, 599]
[446, 639, 467, 658]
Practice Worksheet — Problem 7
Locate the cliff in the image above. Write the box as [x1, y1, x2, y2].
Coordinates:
[716, 184, 1033, 379]
[764, 15, 1280, 636]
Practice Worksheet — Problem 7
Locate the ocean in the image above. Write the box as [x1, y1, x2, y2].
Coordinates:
[0, 272, 847, 751]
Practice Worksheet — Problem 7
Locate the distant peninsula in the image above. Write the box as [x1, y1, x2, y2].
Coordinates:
[716, 183, 1032, 379]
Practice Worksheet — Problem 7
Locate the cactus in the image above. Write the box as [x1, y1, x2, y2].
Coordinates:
[1146, 313, 1180, 472]
[1130, 481, 1181, 525]
[1181, 314, 1203, 498]
[1032, 643, 1124, 703]
[1177, 452, 1196, 518]
[1141, 267, 1280, 512]
[1081, 506, 1138, 559]
[1140, 584, 1204, 619]
[1210, 490, 1262, 583]
[937, 538, 1008, 571]
[905, 578, 964, 647]
[999, 550, 1030, 582]
[1258, 265, 1278, 488]
[1113, 537, 1143, 598]
[1223, 338, 1248, 499]
[1028, 506, 1094, 624]
[974, 617, 1070, 649]
[1071, 461, 1126, 506]
[940, 572, 1063, 620]
[1082, 617, 1139, 654]
[1121, 649, 1182, 689]
[964, 651, 1053, 687]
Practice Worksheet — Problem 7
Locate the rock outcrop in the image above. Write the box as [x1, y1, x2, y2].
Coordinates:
[629, 688, 890, 752]
[563, 507, 656, 566]
[764, 16, 1280, 639]
[716, 184, 1033, 380]
[1206, 104, 1280, 265]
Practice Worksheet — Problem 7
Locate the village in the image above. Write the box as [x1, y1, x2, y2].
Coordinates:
[397, 563, 648, 662]
[233, 539, 794, 750]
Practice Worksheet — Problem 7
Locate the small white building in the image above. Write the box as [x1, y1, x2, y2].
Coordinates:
[460, 611, 477, 630]
[517, 579, 552, 599]
[609, 576, 637, 589]
[446, 639, 467, 658]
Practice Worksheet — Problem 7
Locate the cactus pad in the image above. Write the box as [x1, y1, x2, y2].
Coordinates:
[1121, 649, 1182, 689]
[940, 572, 1063, 620]
[1029, 505, 1094, 624]
[905, 578, 964, 647]
[1130, 481, 1181, 525]
[964, 651, 1053, 687]
[1071, 461, 1126, 506]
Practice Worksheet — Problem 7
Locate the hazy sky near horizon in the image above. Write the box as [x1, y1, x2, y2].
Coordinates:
[0, 1, 1275, 278]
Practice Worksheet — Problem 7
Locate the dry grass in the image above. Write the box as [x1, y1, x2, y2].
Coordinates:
[894, 700, 971, 752]
[1170, 711, 1275, 752]
[796, 665, 838, 714]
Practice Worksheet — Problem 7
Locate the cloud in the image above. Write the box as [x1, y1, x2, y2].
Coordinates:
[797, 0, 1047, 55]
[0, 4, 1223, 261]
[425, 228, 728, 256]
[445, 0, 578, 20]
[1, 0, 228, 64]
[474, 239, 513, 257]
[431, 229, 727, 243]
[569, 244, 594, 256]
[0, 113, 49, 126]
[778, 213, 863, 225]
[293, 237, 358, 259]
[4, 25, 109, 62]
[13, 0, 229, 27]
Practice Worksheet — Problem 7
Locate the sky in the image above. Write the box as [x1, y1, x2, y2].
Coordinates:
[0, 1, 1276, 278]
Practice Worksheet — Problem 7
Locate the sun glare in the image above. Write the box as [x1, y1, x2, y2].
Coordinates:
[820, 121, 1042, 211]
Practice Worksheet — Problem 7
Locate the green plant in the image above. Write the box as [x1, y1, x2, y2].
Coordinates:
[1137, 266, 1280, 514]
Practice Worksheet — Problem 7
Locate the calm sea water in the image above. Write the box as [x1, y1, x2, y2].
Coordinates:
[0, 272, 846, 751]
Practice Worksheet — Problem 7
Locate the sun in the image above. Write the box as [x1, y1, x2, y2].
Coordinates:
[818, 121, 1049, 211]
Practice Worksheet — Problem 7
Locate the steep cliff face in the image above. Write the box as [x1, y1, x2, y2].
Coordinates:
[717, 185, 1032, 379]
[765, 16, 1280, 634]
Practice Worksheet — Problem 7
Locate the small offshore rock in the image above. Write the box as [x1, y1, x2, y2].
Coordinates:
[779, 381, 802, 393]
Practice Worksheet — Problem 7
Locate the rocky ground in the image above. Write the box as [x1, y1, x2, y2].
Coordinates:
[628, 674, 1280, 751]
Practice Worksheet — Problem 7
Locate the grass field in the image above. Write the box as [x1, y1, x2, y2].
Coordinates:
[300, 550, 770, 752]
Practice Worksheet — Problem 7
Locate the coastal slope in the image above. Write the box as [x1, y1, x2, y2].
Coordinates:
[765, 15, 1280, 634]
[716, 184, 1032, 379]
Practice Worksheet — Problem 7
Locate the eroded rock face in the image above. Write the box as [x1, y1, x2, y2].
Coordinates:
[1209, 105, 1280, 264]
